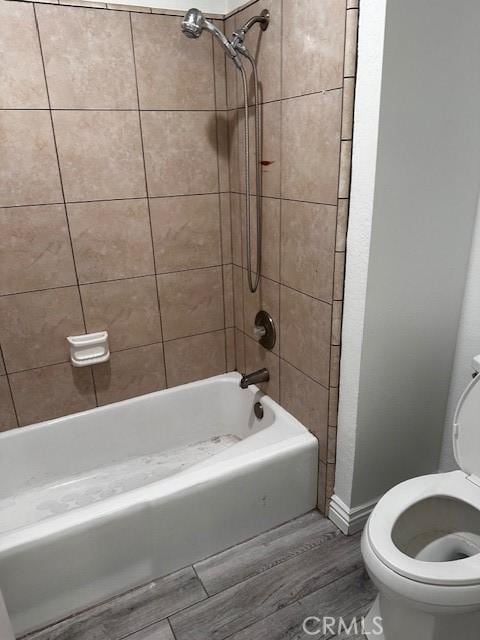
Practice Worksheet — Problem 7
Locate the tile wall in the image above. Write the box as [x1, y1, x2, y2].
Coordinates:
[0, 0, 358, 513]
[0, 0, 234, 428]
[224, 0, 358, 511]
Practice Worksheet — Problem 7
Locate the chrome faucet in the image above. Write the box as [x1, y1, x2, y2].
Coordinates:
[239, 368, 270, 389]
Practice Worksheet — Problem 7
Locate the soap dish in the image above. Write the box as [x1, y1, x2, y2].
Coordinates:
[67, 331, 110, 367]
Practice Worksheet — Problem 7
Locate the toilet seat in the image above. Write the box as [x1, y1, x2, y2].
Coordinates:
[367, 470, 480, 586]
[367, 364, 480, 588]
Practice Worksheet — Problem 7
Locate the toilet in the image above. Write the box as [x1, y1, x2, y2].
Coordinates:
[362, 356, 480, 640]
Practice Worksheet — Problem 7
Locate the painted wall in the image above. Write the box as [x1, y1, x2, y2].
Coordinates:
[334, 0, 480, 514]
[104, 0, 245, 15]
[440, 200, 480, 471]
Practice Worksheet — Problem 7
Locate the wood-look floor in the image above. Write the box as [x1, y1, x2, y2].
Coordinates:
[24, 511, 375, 640]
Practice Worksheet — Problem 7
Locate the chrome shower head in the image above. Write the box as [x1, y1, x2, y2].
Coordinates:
[181, 7, 203, 39]
[181, 8, 241, 65]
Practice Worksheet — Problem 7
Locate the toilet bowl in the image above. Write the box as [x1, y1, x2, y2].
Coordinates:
[362, 357, 480, 639]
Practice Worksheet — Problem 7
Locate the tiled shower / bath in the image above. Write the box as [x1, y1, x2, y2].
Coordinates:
[0, 0, 359, 637]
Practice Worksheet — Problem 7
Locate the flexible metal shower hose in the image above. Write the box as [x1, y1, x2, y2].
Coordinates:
[238, 53, 262, 294]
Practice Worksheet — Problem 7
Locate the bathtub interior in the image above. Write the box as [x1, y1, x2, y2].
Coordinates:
[0, 374, 305, 536]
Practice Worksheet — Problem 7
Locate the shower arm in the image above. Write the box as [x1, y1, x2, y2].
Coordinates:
[231, 10, 270, 49]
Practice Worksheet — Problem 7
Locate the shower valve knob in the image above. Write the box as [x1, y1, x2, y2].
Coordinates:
[254, 310, 276, 351]
[253, 325, 267, 339]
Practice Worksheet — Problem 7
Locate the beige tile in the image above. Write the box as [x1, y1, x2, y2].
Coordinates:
[243, 273, 279, 354]
[344, 8, 358, 78]
[317, 460, 327, 513]
[333, 252, 346, 300]
[141, 111, 218, 197]
[280, 285, 331, 386]
[336, 199, 349, 252]
[332, 300, 343, 346]
[164, 330, 225, 387]
[158, 267, 224, 341]
[226, 328, 235, 372]
[330, 344, 340, 388]
[231, 193, 243, 267]
[239, 101, 281, 199]
[327, 426, 337, 463]
[326, 462, 336, 504]
[236, 0, 281, 104]
[213, 21, 227, 111]
[94, 343, 166, 406]
[239, 196, 280, 282]
[216, 113, 230, 193]
[81, 276, 161, 351]
[220, 193, 232, 263]
[53, 110, 145, 202]
[341, 77, 355, 140]
[0, 2, 48, 108]
[0, 376, 17, 431]
[244, 336, 279, 401]
[338, 140, 352, 199]
[10, 363, 96, 426]
[347, 0, 359, 8]
[260, 197, 280, 282]
[0, 351, 5, 376]
[68, 199, 154, 284]
[0, 287, 84, 372]
[132, 13, 214, 110]
[0, 111, 62, 207]
[225, 15, 238, 109]
[223, 265, 234, 328]
[282, 0, 345, 98]
[281, 91, 342, 204]
[281, 200, 336, 301]
[280, 359, 328, 461]
[228, 110, 240, 193]
[0, 204, 76, 295]
[329, 386, 339, 427]
[150, 195, 221, 273]
[234, 328, 245, 373]
[233, 265, 244, 331]
[37, 5, 137, 109]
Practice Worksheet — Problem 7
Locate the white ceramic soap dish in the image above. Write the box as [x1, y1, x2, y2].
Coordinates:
[67, 332, 110, 367]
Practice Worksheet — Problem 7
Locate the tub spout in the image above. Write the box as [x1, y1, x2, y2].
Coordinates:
[240, 368, 269, 389]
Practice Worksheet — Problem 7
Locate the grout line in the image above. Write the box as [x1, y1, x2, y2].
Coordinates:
[0, 193, 232, 211]
[129, 11, 169, 388]
[1, 344, 20, 428]
[5, 329, 232, 378]
[0, 267, 226, 299]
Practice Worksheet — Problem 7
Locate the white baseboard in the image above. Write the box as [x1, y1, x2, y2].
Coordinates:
[328, 494, 378, 535]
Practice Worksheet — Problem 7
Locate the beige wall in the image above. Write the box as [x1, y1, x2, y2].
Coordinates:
[0, 0, 357, 513]
[0, 0, 234, 428]
[226, 0, 357, 511]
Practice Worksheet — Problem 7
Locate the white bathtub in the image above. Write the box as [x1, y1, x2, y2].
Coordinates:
[0, 372, 318, 636]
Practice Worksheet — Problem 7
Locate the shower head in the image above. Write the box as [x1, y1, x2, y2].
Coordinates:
[181, 8, 241, 65]
[181, 7, 204, 39]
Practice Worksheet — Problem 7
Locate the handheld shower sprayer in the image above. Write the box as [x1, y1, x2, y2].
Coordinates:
[180, 8, 270, 293]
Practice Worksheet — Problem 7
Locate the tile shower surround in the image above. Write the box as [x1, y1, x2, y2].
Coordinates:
[0, 0, 358, 513]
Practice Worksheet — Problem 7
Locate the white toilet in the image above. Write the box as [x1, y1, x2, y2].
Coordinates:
[362, 356, 480, 640]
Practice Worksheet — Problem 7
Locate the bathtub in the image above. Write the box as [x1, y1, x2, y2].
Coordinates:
[0, 372, 318, 636]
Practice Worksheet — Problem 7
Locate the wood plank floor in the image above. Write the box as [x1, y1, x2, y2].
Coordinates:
[24, 511, 376, 640]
